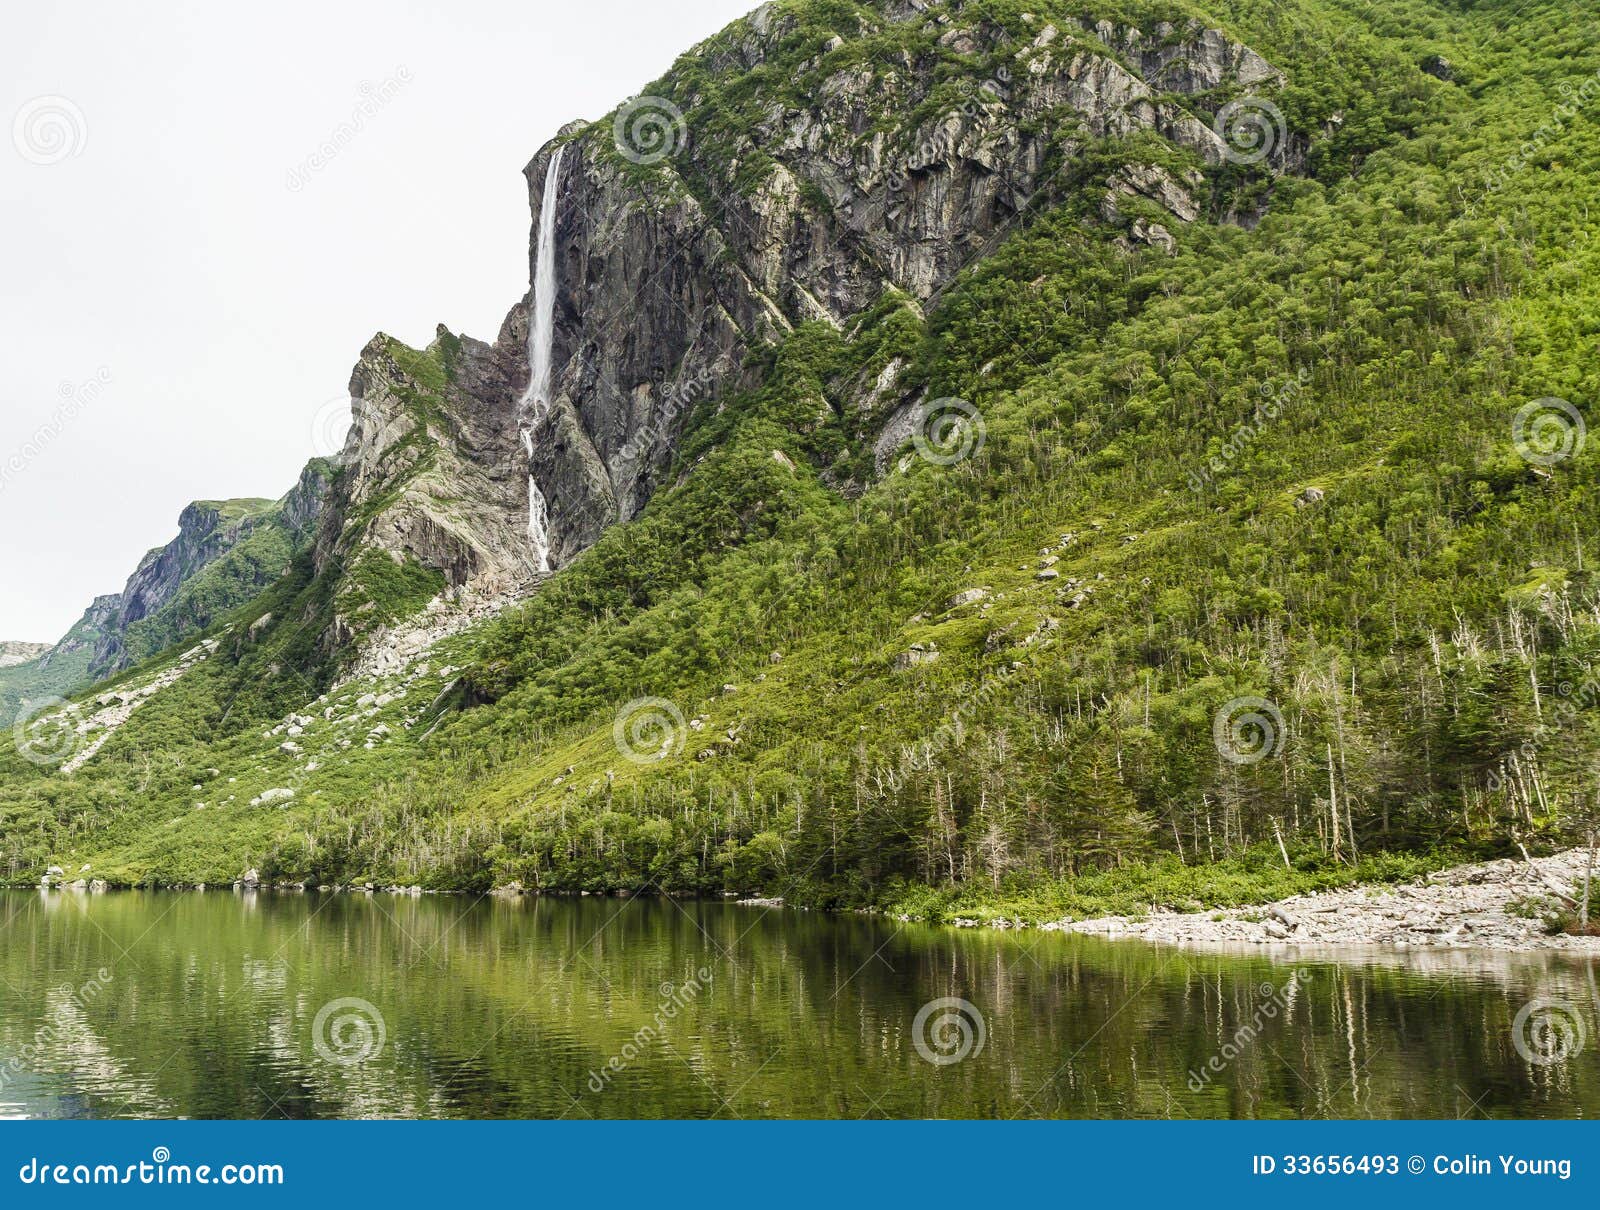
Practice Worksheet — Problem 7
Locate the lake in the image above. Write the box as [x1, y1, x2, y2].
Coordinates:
[1, 889, 1596, 1119]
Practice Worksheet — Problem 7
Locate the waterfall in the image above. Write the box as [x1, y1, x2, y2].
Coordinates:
[521, 146, 565, 573]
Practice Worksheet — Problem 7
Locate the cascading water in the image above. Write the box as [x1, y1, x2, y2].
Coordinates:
[521, 146, 565, 573]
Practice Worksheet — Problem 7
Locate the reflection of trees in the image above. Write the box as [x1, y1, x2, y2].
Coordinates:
[0, 891, 1596, 1119]
[0, 986, 172, 1118]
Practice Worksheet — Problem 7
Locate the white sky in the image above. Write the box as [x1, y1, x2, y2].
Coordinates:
[0, 0, 755, 643]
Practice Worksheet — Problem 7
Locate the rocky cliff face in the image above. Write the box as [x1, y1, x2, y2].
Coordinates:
[279, 458, 333, 540]
[312, 0, 1291, 600]
[90, 500, 274, 673]
[0, 594, 119, 725]
[508, 6, 1292, 566]
[313, 331, 540, 594]
[37, 594, 121, 672]
[26, 460, 336, 684]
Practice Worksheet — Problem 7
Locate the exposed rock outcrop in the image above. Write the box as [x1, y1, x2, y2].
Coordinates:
[315, 330, 540, 591]
[37, 594, 121, 672]
[90, 500, 271, 675]
[88, 462, 332, 678]
[300, 5, 1292, 641]
[504, 12, 1290, 569]
[0, 641, 51, 668]
[28, 637, 224, 774]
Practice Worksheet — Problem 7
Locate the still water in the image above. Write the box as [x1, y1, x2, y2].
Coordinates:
[1, 889, 1596, 1119]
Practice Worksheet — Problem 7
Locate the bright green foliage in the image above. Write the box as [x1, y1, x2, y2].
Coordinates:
[3, 0, 1600, 921]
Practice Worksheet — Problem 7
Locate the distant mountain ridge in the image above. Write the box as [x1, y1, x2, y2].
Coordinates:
[86, 460, 333, 679]
[0, 642, 51, 668]
[0, 460, 333, 726]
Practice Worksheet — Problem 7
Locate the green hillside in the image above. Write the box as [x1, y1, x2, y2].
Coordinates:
[2, 0, 1598, 919]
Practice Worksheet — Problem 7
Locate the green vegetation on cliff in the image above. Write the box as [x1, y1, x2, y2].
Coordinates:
[2, 0, 1599, 919]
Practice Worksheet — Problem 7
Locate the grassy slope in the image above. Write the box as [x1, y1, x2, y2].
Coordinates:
[3, 0, 1599, 920]
[0, 649, 92, 738]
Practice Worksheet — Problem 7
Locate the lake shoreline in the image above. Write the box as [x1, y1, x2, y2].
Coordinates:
[18, 850, 1600, 956]
[933, 848, 1600, 954]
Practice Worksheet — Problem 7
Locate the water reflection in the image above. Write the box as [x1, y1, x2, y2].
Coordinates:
[0, 889, 1595, 1120]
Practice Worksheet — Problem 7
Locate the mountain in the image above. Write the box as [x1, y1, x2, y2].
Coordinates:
[3, 0, 1598, 916]
[0, 463, 332, 728]
[0, 643, 51, 669]
[86, 461, 334, 679]
[339, 3, 1301, 581]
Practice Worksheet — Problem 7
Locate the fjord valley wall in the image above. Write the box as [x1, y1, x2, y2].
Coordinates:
[3, 1, 1600, 927]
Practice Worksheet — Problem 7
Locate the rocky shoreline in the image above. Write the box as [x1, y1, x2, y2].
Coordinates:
[996, 849, 1600, 954]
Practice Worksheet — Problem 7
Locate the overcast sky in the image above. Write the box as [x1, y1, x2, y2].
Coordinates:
[0, 0, 754, 643]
